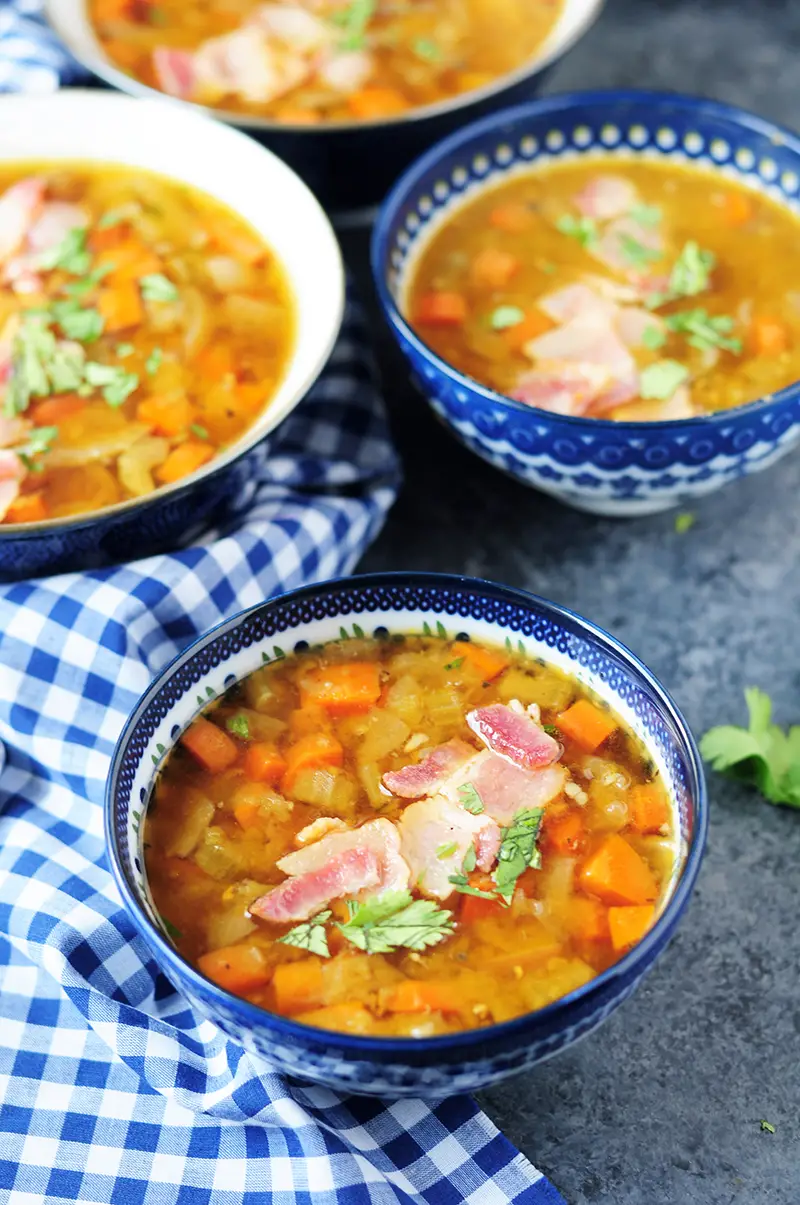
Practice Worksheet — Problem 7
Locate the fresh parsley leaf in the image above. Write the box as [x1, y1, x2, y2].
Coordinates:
[629, 203, 662, 227]
[413, 36, 441, 60]
[458, 782, 484, 814]
[337, 890, 454, 953]
[447, 873, 497, 899]
[436, 841, 459, 860]
[330, 0, 375, 50]
[760, 1120, 776, 1134]
[700, 687, 800, 808]
[543, 724, 561, 738]
[97, 207, 130, 230]
[48, 341, 86, 394]
[444, 656, 464, 670]
[674, 512, 695, 534]
[140, 273, 179, 303]
[14, 423, 58, 472]
[639, 359, 689, 401]
[5, 320, 54, 415]
[278, 910, 331, 958]
[489, 305, 525, 331]
[62, 262, 115, 298]
[461, 843, 477, 874]
[159, 914, 182, 941]
[668, 241, 716, 299]
[665, 308, 742, 354]
[556, 214, 598, 248]
[494, 807, 544, 903]
[190, 423, 209, 440]
[225, 713, 250, 740]
[37, 226, 91, 276]
[642, 324, 667, 350]
[84, 362, 139, 407]
[116, 342, 135, 358]
[146, 347, 163, 376]
[57, 306, 104, 343]
[619, 233, 661, 269]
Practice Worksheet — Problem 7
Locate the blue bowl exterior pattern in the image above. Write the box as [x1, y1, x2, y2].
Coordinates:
[373, 90, 800, 516]
[107, 573, 707, 1098]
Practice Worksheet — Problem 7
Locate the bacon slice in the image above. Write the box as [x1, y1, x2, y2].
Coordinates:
[397, 795, 501, 900]
[574, 175, 639, 221]
[615, 307, 665, 350]
[153, 48, 197, 99]
[511, 362, 607, 416]
[466, 703, 560, 770]
[0, 178, 45, 264]
[592, 216, 663, 276]
[524, 314, 635, 379]
[382, 739, 474, 799]
[538, 282, 616, 326]
[445, 752, 567, 824]
[0, 450, 25, 522]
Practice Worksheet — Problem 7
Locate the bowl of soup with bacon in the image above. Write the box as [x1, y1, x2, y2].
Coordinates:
[374, 90, 800, 516]
[0, 90, 343, 579]
[46, 0, 605, 216]
[107, 573, 706, 1097]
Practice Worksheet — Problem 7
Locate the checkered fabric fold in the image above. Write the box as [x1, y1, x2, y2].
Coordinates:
[0, 3, 564, 1202]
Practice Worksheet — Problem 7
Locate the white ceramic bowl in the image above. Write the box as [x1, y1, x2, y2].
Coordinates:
[0, 90, 344, 578]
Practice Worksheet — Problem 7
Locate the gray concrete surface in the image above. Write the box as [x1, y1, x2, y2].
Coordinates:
[348, 1, 800, 1199]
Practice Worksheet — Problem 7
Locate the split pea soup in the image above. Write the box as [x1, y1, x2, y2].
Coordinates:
[145, 632, 678, 1037]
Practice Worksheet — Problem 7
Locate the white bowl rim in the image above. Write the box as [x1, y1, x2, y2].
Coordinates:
[45, 0, 606, 133]
[0, 89, 346, 535]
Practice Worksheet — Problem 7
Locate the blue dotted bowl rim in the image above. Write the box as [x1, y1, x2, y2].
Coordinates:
[106, 571, 708, 1056]
[372, 87, 800, 432]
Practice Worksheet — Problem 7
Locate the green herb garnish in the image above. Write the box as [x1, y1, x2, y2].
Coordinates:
[647, 240, 717, 307]
[444, 656, 465, 671]
[330, 0, 375, 50]
[116, 342, 135, 358]
[639, 359, 689, 401]
[62, 263, 115, 299]
[97, 207, 129, 230]
[494, 807, 544, 903]
[337, 890, 454, 953]
[461, 843, 477, 874]
[642, 324, 667, 350]
[619, 233, 661, 269]
[37, 226, 91, 276]
[139, 273, 178, 303]
[760, 1120, 776, 1134]
[15, 424, 58, 471]
[413, 37, 441, 61]
[701, 688, 800, 808]
[84, 362, 139, 407]
[146, 347, 163, 376]
[665, 308, 742, 354]
[489, 305, 525, 331]
[556, 214, 598, 248]
[458, 782, 484, 814]
[226, 713, 250, 740]
[57, 307, 104, 344]
[278, 910, 331, 958]
[436, 841, 459, 860]
[629, 203, 662, 227]
[447, 874, 496, 898]
[543, 724, 561, 739]
[674, 512, 695, 534]
[190, 423, 209, 440]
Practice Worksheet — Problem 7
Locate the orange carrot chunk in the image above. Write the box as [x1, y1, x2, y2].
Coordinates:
[272, 959, 325, 1013]
[608, 904, 655, 951]
[558, 699, 617, 752]
[181, 717, 239, 774]
[542, 810, 586, 855]
[719, 190, 754, 226]
[629, 783, 671, 834]
[469, 247, 520, 289]
[749, 315, 789, 356]
[198, 943, 272, 994]
[347, 87, 408, 119]
[414, 290, 468, 327]
[155, 442, 215, 486]
[281, 732, 344, 795]
[4, 492, 47, 524]
[299, 663, 381, 716]
[295, 1002, 375, 1032]
[96, 239, 162, 282]
[489, 202, 534, 233]
[97, 281, 144, 332]
[195, 344, 236, 382]
[459, 874, 505, 923]
[450, 640, 509, 682]
[579, 834, 658, 906]
[380, 980, 460, 1014]
[30, 394, 86, 427]
[243, 742, 287, 785]
[137, 394, 195, 437]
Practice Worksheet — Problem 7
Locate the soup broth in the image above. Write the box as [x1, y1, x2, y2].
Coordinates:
[90, 0, 563, 125]
[0, 163, 294, 525]
[407, 158, 800, 421]
[145, 633, 677, 1037]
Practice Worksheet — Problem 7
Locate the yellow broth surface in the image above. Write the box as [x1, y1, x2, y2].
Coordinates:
[407, 158, 800, 421]
[145, 635, 677, 1038]
[90, 0, 563, 125]
[0, 162, 294, 526]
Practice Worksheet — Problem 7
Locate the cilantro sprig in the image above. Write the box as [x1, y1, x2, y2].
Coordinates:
[226, 713, 250, 740]
[701, 688, 800, 808]
[336, 890, 454, 953]
[458, 782, 484, 814]
[556, 214, 598, 248]
[330, 0, 375, 50]
[279, 910, 332, 958]
[665, 309, 742, 354]
[493, 808, 544, 903]
[648, 241, 716, 308]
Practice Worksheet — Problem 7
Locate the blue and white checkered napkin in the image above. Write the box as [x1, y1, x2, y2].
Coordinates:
[0, 4, 565, 1202]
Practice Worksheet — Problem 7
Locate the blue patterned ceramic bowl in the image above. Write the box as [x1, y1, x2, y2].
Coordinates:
[107, 573, 707, 1098]
[0, 91, 343, 580]
[373, 90, 800, 516]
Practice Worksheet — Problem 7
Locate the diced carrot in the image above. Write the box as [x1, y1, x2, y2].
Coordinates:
[719, 190, 754, 226]
[243, 742, 286, 785]
[558, 699, 617, 752]
[294, 1002, 375, 1032]
[155, 442, 215, 486]
[4, 492, 47, 524]
[194, 343, 235, 382]
[489, 202, 534, 233]
[542, 810, 585, 855]
[181, 717, 239, 774]
[502, 307, 554, 352]
[281, 732, 344, 795]
[89, 221, 128, 253]
[749, 315, 789, 356]
[563, 896, 609, 944]
[233, 800, 264, 831]
[207, 215, 267, 265]
[97, 281, 144, 332]
[579, 834, 658, 906]
[347, 87, 408, 119]
[380, 980, 460, 1014]
[198, 943, 272, 994]
[459, 874, 504, 923]
[450, 640, 509, 683]
[414, 290, 468, 327]
[469, 247, 519, 289]
[608, 904, 655, 951]
[628, 783, 671, 834]
[272, 958, 324, 1013]
[299, 663, 381, 716]
[92, 0, 133, 21]
[30, 394, 86, 427]
[274, 106, 322, 125]
[96, 240, 163, 283]
[136, 394, 195, 437]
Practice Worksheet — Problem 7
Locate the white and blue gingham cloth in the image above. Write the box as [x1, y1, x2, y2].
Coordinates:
[0, 5, 565, 1201]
